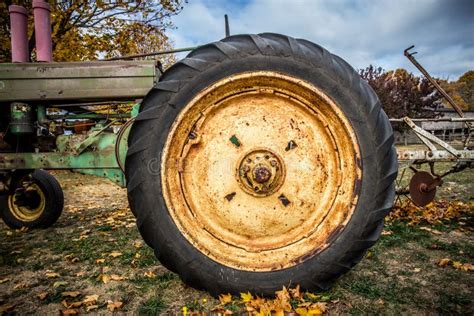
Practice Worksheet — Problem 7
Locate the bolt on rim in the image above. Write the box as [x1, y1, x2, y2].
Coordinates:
[161, 71, 362, 271]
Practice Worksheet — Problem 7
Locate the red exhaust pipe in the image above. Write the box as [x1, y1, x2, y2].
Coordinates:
[33, 0, 53, 62]
[8, 5, 29, 62]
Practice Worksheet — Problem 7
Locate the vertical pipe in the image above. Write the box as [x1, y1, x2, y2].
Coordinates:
[224, 14, 230, 37]
[8, 5, 29, 62]
[33, 0, 53, 62]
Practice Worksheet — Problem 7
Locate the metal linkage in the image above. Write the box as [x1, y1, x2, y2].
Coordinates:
[403, 117, 460, 157]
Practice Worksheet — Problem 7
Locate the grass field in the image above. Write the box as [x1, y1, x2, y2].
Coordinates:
[0, 162, 472, 315]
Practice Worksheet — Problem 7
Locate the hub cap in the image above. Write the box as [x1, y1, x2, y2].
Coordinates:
[237, 148, 285, 197]
[161, 71, 362, 271]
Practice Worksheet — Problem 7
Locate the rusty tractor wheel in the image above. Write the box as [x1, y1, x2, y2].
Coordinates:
[126, 33, 398, 295]
[0, 170, 63, 229]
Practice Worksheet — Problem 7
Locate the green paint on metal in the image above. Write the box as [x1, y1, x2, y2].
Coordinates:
[37, 105, 47, 123]
[0, 61, 157, 103]
[75, 168, 126, 187]
[131, 103, 140, 118]
[74, 121, 114, 154]
[10, 102, 34, 134]
[229, 135, 241, 147]
[0, 131, 126, 187]
[0, 151, 119, 169]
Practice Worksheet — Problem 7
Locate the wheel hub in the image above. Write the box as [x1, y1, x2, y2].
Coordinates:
[237, 149, 285, 197]
[8, 183, 45, 221]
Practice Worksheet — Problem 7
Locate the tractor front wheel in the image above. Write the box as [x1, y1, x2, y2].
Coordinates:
[0, 170, 64, 229]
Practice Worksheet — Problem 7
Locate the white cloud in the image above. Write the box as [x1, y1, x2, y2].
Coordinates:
[166, 0, 474, 79]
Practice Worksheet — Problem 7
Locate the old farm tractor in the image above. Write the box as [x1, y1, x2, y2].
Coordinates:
[1, 2, 472, 295]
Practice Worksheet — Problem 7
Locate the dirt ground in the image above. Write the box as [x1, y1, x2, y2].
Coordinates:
[0, 165, 473, 315]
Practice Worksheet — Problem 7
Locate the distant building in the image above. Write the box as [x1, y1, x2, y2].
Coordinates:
[394, 109, 473, 145]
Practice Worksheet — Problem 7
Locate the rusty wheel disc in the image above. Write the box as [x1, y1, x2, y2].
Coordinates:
[409, 171, 437, 207]
[161, 72, 362, 271]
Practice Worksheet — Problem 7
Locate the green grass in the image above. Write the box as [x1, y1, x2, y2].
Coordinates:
[378, 222, 432, 249]
[130, 272, 177, 291]
[436, 292, 471, 314]
[139, 297, 166, 315]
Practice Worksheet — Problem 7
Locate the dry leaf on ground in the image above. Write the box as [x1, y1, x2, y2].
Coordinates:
[107, 300, 124, 311]
[37, 292, 48, 300]
[45, 272, 60, 278]
[109, 251, 122, 258]
[62, 291, 81, 298]
[219, 293, 232, 304]
[0, 278, 11, 284]
[83, 294, 99, 305]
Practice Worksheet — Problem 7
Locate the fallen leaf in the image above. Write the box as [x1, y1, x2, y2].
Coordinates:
[219, 293, 232, 304]
[275, 286, 292, 312]
[60, 309, 78, 315]
[0, 278, 11, 284]
[86, 305, 99, 312]
[96, 274, 110, 284]
[413, 268, 421, 273]
[69, 301, 83, 308]
[107, 300, 124, 311]
[289, 285, 302, 300]
[419, 227, 442, 235]
[62, 291, 81, 298]
[37, 292, 48, 300]
[110, 274, 124, 281]
[83, 294, 99, 305]
[13, 282, 28, 289]
[53, 281, 68, 288]
[295, 307, 309, 315]
[45, 272, 60, 278]
[75, 271, 86, 277]
[305, 293, 319, 301]
[109, 251, 122, 258]
[438, 258, 451, 267]
[240, 291, 253, 302]
[144, 271, 156, 278]
[96, 258, 106, 264]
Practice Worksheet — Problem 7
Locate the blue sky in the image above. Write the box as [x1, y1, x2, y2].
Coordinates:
[166, 0, 474, 80]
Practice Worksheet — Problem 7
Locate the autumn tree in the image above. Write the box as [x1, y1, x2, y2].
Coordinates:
[359, 66, 441, 129]
[0, 0, 184, 67]
[458, 70, 474, 110]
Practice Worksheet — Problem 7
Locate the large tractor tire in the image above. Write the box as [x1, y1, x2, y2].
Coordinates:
[126, 33, 397, 295]
[1, 170, 64, 229]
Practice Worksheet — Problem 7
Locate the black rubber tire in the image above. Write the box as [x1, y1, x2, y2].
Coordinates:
[0, 170, 64, 229]
[125, 33, 398, 296]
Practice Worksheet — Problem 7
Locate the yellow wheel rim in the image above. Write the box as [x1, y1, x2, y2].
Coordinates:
[8, 183, 46, 222]
[161, 71, 362, 271]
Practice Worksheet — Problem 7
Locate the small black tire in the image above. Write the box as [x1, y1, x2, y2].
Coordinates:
[126, 33, 397, 295]
[0, 170, 64, 229]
